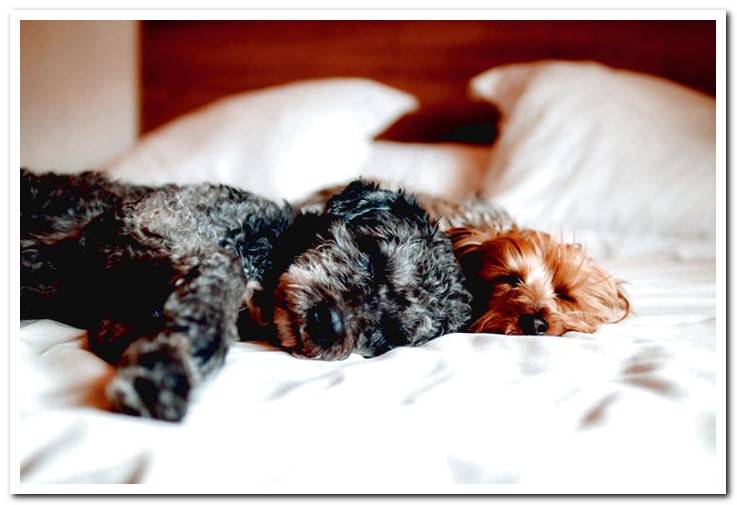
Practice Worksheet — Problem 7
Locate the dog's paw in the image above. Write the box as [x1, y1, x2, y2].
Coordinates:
[106, 345, 192, 422]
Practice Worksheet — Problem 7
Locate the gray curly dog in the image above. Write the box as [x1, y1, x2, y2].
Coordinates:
[21, 170, 472, 421]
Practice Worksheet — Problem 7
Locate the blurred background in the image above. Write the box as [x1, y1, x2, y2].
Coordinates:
[20, 19, 715, 173]
[21, 21, 137, 172]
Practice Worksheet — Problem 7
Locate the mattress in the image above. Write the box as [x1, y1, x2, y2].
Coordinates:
[15, 141, 720, 493]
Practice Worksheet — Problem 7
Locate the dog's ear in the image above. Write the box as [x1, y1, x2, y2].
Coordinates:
[324, 179, 428, 228]
[253, 210, 327, 328]
[445, 226, 496, 283]
[324, 179, 389, 222]
[266, 211, 325, 280]
[447, 226, 494, 260]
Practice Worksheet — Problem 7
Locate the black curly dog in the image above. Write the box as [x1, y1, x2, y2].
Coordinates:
[21, 169, 471, 421]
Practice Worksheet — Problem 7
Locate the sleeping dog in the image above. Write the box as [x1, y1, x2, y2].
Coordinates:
[300, 183, 629, 337]
[21, 171, 471, 421]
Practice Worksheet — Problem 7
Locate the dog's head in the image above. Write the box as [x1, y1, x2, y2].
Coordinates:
[450, 227, 629, 336]
[268, 180, 472, 360]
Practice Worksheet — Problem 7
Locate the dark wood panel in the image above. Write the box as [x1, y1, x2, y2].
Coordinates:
[140, 20, 716, 144]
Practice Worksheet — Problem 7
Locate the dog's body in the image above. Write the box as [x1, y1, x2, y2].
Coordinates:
[21, 171, 472, 421]
[298, 183, 629, 337]
[22, 169, 294, 420]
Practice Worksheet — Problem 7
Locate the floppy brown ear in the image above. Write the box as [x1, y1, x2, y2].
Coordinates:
[446, 227, 497, 283]
[447, 226, 494, 260]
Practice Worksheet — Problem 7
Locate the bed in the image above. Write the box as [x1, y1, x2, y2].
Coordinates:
[16, 19, 722, 493]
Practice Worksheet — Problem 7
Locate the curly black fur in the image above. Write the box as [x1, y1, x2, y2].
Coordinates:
[271, 180, 473, 360]
[22, 169, 293, 420]
[21, 171, 472, 421]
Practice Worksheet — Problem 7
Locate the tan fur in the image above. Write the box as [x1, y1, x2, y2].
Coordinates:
[450, 227, 629, 335]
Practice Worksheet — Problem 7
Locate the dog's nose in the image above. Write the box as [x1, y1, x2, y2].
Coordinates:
[519, 314, 548, 335]
[305, 303, 344, 347]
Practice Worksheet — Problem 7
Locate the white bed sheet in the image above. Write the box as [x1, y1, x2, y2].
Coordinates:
[15, 140, 721, 493]
[17, 249, 719, 492]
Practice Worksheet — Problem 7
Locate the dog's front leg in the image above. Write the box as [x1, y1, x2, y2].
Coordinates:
[106, 250, 246, 422]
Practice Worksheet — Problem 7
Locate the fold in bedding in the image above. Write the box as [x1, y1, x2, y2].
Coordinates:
[16, 253, 718, 491]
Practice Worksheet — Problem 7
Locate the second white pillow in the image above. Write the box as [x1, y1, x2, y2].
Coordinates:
[469, 60, 716, 242]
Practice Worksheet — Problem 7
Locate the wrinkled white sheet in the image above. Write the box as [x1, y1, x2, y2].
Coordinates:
[16, 250, 719, 492]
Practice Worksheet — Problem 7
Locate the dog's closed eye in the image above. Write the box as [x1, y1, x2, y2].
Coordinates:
[555, 288, 575, 303]
[495, 274, 522, 286]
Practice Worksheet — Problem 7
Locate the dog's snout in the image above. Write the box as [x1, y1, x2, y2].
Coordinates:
[305, 303, 344, 347]
[519, 314, 548, 335]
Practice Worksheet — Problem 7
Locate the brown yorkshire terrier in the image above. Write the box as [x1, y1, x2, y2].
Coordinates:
[298, 184, 630, 337]
[448, 225, 630, 336]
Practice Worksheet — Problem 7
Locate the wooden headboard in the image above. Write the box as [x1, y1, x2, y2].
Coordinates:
[140, 20, 715, 144]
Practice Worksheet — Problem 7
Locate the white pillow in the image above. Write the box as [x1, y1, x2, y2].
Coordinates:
[103, 78, 417, 201]
[469, 61, 716, 242]
[359, 140, 490, 199]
